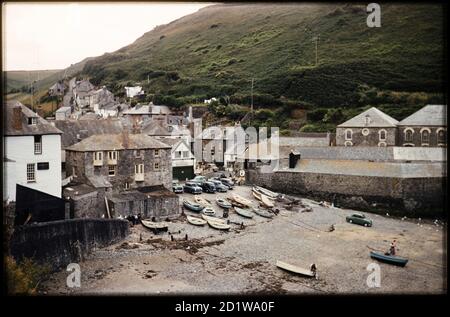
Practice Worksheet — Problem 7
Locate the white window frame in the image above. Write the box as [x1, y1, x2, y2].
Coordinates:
[94, 151, 103, 166]
[344, 141, 353, 147]
[436, 128, 446, 146]
[34, 135, 42, 154]
[420, 127, 431, 145]
[154, 149, 160, 157]
[135, 164, 144, 174]
[404, 128, 414, 143]
[108, 165, 116, 176]
[154, 162, 160, 170]
[27, 163, 36, 182]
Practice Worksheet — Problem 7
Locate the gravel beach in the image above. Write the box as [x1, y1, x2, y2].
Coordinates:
[40, 185, 446, 295]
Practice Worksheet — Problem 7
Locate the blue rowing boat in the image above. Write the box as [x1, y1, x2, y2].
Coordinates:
[370, 251, 408, 267]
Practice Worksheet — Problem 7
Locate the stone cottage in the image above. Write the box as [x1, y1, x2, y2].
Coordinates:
[397, 105, 446, 147]
[64, 132, 179, 219]
[336, 107, 398, 147]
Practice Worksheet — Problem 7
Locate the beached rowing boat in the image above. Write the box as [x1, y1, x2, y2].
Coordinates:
[231, 193, 253, 208]
[276, 260, 315, 277]
[141, 219, 169, 233]
[194, 196, 212, 207]
[183, 199, 204, 212]
[186, 215, 207, 226]
[201, 207, 216, 216]
[260, 194, 274, 208]
[207, 220, 231, 231]
[253, 208, 274, 218]
[254, 185, 279, 199]
[216, 197, 232, 209]
[370, 251, 408, 267]
[201, 214, 227, 224]
[234, 207, 254, 219]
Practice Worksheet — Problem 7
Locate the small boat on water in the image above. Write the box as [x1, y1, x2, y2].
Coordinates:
[234, 207, 254, 219]
[187, 215, 207, 226]
[254, 185, 279, 199]
[183, 199, 204, 212]
[201, 207, 216, 216]
[253, 208, 274, 218]
[276, 260, 316, 277]
[141, 219, 169, 234]
[370, 251, 408, 267]
[231, 194, 253, 208]
[194, 196, 212, 207]
[216, 197, 232, 209]
[201, 214, 227, 224]
[207, 220, 231, 231]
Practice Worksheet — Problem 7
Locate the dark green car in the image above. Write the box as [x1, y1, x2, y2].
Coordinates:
[346, 213, 373, 227]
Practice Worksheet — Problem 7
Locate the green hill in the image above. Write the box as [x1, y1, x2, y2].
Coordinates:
[16, 3, 446, 131]
[4, 69, 61, 92]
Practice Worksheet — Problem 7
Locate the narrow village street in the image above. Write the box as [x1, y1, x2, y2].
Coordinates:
[41, 185, 446, 295]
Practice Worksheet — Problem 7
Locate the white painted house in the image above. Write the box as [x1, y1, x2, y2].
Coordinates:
[160, 138, 196, 181]
[55, 106, 72, 120]
[4, 101, 63, 202]
[125, 86, 144, 98]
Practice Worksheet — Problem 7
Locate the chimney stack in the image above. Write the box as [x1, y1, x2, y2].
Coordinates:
[12, 105, 23, 130]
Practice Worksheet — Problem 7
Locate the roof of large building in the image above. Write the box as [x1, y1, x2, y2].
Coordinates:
[397, 105, 447, 126]
[337, 107, 399, 128]
[5, 101, 63, 136]
[66, 133, 171, 151]
[54, 119, 124, 148]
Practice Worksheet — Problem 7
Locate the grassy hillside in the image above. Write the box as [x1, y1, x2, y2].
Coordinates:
[8, 3, 444, 131]
[4, 69, 61, 92]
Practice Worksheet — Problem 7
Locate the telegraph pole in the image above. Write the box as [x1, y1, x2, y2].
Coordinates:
[313, 34, 320, 66]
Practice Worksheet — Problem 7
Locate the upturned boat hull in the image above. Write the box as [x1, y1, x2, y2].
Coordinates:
[370, 251, 408, 267]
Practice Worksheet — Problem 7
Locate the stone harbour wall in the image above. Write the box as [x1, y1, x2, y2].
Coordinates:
[247, 169, 446, 218]
[10, 218, 129, 270]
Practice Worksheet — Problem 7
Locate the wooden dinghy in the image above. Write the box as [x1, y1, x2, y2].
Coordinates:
[276, 260, 316, 277]
[183, 199, 204, 212]
[231, 194, 253, 208]
[201, 207, 216, 216]
[141, 219, 169, 233]
[216, 197, 232, 209]
[207, 220, 231, 231]
[252, 190, 262, 201]
[201, 214, 227, 225]
[186, 215, 207, 226]
[253, 207, 274, 218]
[254, 185, 279, 199]
[370, 251, 408, 267]
[194, 196, 212, 207]
[234, 207, 254, 219]
[260, 194, 275, 208]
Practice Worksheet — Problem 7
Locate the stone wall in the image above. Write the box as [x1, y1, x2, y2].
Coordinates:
[10, 219, 129, 270]
[247, 169, 445, 217]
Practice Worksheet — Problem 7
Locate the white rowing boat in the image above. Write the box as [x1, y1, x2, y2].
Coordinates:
[276, 260, 315, 277]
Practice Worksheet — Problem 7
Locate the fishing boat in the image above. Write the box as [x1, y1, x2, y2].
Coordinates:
[183, 199, 204, 212]
[216, 197, 232, 209]
[276, 260, 316, 277]
[253, 207, 274, 218]
[260, 194, 275, 208]
[252, 190, 262, 201]
[141, 219, 169, 234]
[186, 215, 207, 226]
[201, 207, 216, 216]
[194, 196, 212, 207]
[201, 214, 227, 224]
[231, 194, 253, 208]
[370, 251, 409, 267]
[253, 185, 279, 199]
[207, 220, 231, 231]
[234, 207, 254, 219]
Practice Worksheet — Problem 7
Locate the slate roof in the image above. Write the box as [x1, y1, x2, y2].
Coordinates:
[397, 105, 447, 126]
[5, 101, 63, 136]
[66, 133, 171, 151]
[337, 107, 398, 128]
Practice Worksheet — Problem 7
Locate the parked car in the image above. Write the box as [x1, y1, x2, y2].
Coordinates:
[220, 178, 234, 189]
[192, 175, 207, 185]
[346, 213, 373, 227]
[209, 179, 228, 192]
[172, 181, 184, 194]
[183, 181, 202, 194]
[200, 181, 216, 193]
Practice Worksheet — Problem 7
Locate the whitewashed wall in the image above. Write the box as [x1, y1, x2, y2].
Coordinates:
[4, 134, 62, 202]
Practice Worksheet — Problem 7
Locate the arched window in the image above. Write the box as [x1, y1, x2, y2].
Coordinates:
[345, 129, 352, 140]
[404, 129, 414, 142]
[379, 129, 387, 141]
[437, 128, 446, 144]
[344, 141, 353, 147]
[421, 128, 430, 143]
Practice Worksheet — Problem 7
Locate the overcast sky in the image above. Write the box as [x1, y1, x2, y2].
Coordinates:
[3, 2, 212, 71]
